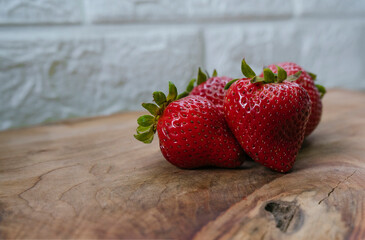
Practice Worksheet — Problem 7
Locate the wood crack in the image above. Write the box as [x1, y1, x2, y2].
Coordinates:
[58, 180, 88, 201]
[18, 164, 79, 198]
[318, 170, 357, 205]
[58, 180, 89, 217]
[17, 164, 79, 216]
[156, 184, 168, 206]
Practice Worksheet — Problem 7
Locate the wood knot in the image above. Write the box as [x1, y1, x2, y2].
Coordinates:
[264, 200, 303, 233]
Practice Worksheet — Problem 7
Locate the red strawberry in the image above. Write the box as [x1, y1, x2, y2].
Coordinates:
[224, 59, 311, 172]
[261, 62, 326, 137]
[134, 82, 245, 169]
[189, 68, 232, 115]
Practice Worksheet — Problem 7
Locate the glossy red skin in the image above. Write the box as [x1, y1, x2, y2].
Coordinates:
[157, 95, 245, 169]
[224, 79, 311, 172]
[190, 76, 232, 116]
[261, 63, 322, 137]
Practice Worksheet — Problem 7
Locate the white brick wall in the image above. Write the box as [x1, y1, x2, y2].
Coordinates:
[85, 0, 293, 23]
[295, 0, 365, 17]
[0, 0, 364, 130]
[0, 0, 82, 25]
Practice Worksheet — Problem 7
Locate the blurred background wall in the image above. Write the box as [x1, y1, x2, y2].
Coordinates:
[0, 0, 364, 130]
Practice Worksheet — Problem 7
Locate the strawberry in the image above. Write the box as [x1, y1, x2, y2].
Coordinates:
[134, 82, 245, 169]
[261, 62, 326, 137]
[188, 68, 232, 115]
[224, 59, 311, 172]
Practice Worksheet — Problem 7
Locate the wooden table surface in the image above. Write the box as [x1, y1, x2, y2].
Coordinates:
[0, 89, 364, 239]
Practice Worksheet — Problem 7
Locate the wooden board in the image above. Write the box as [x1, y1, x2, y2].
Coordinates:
[0, 89, 364, 239]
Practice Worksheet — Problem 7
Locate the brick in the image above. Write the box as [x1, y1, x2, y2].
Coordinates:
[296, 0, 365, 17]
[85, 0, 293, 23]
[0, 29, 203, 130]
[0, 0, 82, 25]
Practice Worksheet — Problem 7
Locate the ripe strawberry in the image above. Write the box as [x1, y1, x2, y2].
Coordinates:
[224, 59, 311, 172]
[134, 82, 245, 169]
[261, 62, 326, 137]
[188, 68, 232, 115]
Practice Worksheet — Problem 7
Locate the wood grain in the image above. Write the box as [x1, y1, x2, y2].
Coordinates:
[0, 89, 364, 239]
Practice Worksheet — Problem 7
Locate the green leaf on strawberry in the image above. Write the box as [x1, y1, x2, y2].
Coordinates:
[135, 82, 180, 143]
[137, 115, 155, 127]
[153, 91, 167, 106]
[241, 58, 256, 78]
[307, 71, 317, 80]
[197, 67, 207, 85]
[276, 65, 287, 82]
[142, 103, 159, 116]
[226, 59, 302, 88]
[167, 81, 178, 102]
[263, 68, 275, 83]
[212, 69, 218, 77]
[177, 78, 196, 100]
[315, 84, 326, 98]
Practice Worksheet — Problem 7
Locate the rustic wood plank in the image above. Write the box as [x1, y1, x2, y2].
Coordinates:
[0, 89, 364, 239]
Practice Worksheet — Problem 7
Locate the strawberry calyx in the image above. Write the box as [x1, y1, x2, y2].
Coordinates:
[252, 68, 302, 84]
[307, 71, 326, 98]
[179, 67, 218, 98]
[315, 84, 326, 98]
[224, 59, 302, 90]
[178, 67, 209, 99]
[307, 71, 317, 80]
[135, 68, 219, 143]
[135, 81, 184, 143]
[176, 78, 196, 99]
[212, 69, 218, 77]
